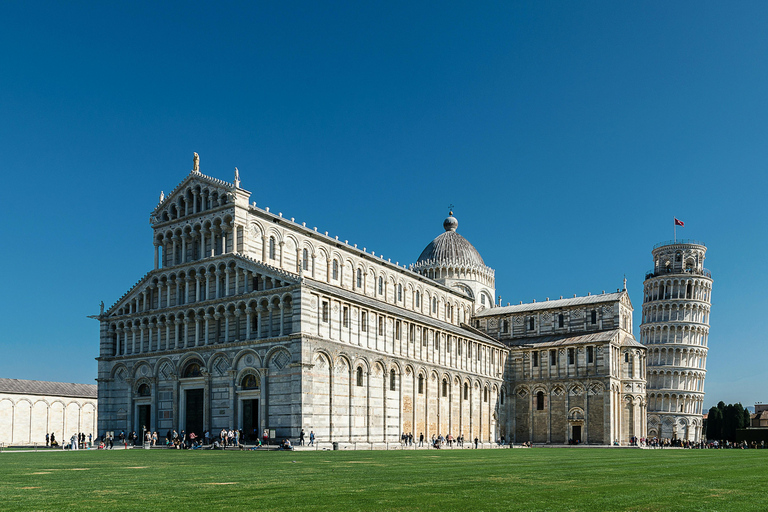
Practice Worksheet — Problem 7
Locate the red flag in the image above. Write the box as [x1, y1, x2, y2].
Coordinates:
[674, 218, 684, 227]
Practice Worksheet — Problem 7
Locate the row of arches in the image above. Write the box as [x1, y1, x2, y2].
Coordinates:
[644, 277, 711, 303]
[156, 184, 231, 224]
[154, 215, 241, 269]
[647, 393, 705, 415]
[646, 370, 706, 393]
[646, 346, 707, 369]
[411, 262, 495, 288]
[640, 324, 709, 347]
[112, 258, 291, 317]
[642, 302, 710, 324]
[311, 350, 502, 443]
[108, 294, 294, 356]
[0, 397, 96, 446]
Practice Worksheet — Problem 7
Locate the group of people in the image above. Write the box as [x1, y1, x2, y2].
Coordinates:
[45, 432, 93, 449]
[400, 432, 484, 449]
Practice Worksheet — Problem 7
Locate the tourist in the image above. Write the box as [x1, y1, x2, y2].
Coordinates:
[419, 433, 424, 447]
[474, 437, 479, 449]
[300, 429, 306, 446]
[309, 430, 315, 446]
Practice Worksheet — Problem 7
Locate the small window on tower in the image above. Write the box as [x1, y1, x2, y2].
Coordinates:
[558, 314, 564, 328]
[529, 317, 535, 330]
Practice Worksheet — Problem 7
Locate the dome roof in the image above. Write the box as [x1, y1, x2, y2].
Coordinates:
[416, 213, 485, 267]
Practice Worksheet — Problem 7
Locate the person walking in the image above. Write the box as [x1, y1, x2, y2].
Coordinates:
[46, 433, 49, 447]
[474, 437, 479, 449]
[309, 431, 315, 446]
[300, 429, 305, 446]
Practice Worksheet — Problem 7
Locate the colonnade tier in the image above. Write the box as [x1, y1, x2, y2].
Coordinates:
[640, 325, 709, 347]
[154, 214, 238, 269]
[112, 260, 292, 317]
[108, 294, 294, 356]
[646, 370, 707, 393]
[642, 277, 712, 304]
[154, 183, 232, 223]
[646, 393, 705, 415]
[641, 302, 711, 324]
[645, 346, 707, 368]
[410, 261, 495, 288]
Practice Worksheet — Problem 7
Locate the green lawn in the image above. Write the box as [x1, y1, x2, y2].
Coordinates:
[0, 448, 766, 511]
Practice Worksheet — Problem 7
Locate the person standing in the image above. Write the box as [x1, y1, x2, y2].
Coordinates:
[45, 433, 49, 447]
[419, 433, 424, 447]
[474, 437, 479, 449]
[300, 429, 306, 446]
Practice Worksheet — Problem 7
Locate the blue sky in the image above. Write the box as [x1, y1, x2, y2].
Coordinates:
[1, 2, 766, 409]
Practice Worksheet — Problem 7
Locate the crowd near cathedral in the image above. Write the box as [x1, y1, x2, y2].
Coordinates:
[94, 154, 713, 447]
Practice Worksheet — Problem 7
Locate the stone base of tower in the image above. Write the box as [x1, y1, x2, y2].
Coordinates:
[647, 412, 703, 442]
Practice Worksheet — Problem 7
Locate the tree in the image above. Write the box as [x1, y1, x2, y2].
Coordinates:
[706, 406, 722, 440]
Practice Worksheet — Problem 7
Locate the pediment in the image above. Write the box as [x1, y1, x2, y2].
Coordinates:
[150, 171, 250, 225]
[620, 291, 633, 310]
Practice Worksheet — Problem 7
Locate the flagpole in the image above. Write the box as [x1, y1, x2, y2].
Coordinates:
[674, 218, 676, 243]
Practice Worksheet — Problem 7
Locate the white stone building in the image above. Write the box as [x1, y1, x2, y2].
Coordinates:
[640, 240, 712, 441]
[96, 158, 646, 446]
[0, 379, 97, 446]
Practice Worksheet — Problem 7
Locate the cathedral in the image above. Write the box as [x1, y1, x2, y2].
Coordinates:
[96, 156, 648, 446]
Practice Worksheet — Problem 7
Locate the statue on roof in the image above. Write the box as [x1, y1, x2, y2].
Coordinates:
[234, 167, 240, 188]
[99, 301, 104, 315]
[193, 152, 200, 173]
[159, 191, 164, 203]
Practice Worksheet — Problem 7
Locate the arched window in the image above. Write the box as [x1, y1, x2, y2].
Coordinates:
[332, 260, 339, 280]
[378, 277, 383, 295]
[356, 367, 364, 387]
[241, 374, 259, 389]
[390, 369, 396, 391]
[356, 268, 362, 289]
[397, 284, 402, 302]
[536, 391, 545, 410]
[442, 379, 448, 397]
[137, 383, 150, 396]
[269, 237, 276, 259]
[302, 249, 309, 271]
[415, 291, 420, 308]
[418, 375, 424, 394]
[432, 297, 437, 314]
[500, 389, 505, 405]
[182, 362, 202, 378]
[463, 382, 469, 400]
[481, 294, 486, 306]
[484, 387, 488, 402]
[361, 311, 367, 332]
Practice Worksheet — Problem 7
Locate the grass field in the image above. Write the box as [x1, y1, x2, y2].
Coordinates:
[0, 448, 766, 511]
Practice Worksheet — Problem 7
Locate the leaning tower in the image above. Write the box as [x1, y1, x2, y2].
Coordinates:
[640, 240, 712, 442]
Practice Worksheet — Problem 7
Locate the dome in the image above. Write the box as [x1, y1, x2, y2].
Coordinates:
[416, 213, 485, 267]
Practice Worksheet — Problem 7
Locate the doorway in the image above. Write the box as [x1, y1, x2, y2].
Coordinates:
[571, 425, 582, 443]
[137, 405, 151, 432]
[185, 389, 204, 438]
[242, 399, 259, 442]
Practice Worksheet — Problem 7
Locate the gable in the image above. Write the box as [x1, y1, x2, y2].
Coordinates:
[150, 171, 247, 226]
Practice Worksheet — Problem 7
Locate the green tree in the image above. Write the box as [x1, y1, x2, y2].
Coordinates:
[706, 406, 722, 440]
[743, 408, 753, 429]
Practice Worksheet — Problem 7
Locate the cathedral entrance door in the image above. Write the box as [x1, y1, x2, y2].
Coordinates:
[137, 405, 151, 432]
[571, 425, 582, 443]
[242, 399, 259, 442]
[185, 389, 204, 438]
